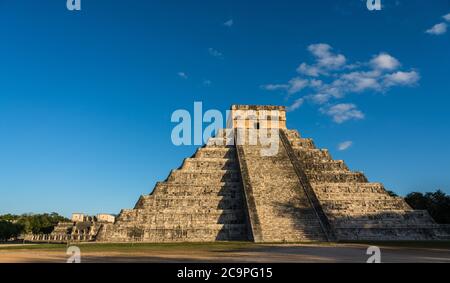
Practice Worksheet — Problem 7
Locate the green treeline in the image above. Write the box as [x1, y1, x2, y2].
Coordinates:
[0, 213, 69, 242]
[404, 190, 450, 224]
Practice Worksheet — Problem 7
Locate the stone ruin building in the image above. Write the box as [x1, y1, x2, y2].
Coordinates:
[94, 105, 450, 243]
[27, 213, 115, 242]
[30, 105, 449, 243]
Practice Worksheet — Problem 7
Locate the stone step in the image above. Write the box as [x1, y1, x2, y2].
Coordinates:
[245, 159, 295, 167]
[321, 198, 408, 206]
[102, 224, 249, 242]
[302, 160, 349, 172]
[289, 139, 316, 149]
[258, 218, 324, 227]
[325, 207, 416, 215]
[321, 201, 411, 212]
[327, 209, 431, 218]
[116, 220, 247, 227]
[116, 209, 248, 223]
[312, 183, 386, 194]
[215, 128, 234, 137]
[325, 210, 433, 221]
[256, 208, 321, 218]
[110, 223, 248, 232]
[135, 196, 245, 210]
[179, 168, 241, 174]
[182, 158, 239, 171]
[119, 208, 247, 217]
[293, 148, 332, 161]
[249, 174, 300, 184]
[284, 129, 302, 139]
[152, 182, 244, 196]
[259, 230, 328, 242]
[138, 195, 244, 201]
[316, 193, 394, 200]
[333, 220, 441, 228]
[206, 137, 235, 147]
[306, 172, 368, 183]
[168, 170, 241, 183]
[195, 147, 237, 159]
[118, 214, 247, 225]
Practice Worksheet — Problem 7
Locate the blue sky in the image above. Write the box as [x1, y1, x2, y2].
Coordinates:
[0, 0, 449, 217]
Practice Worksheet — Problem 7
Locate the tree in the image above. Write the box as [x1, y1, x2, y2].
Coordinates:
[405, 190, 450, 224]
[386, 190, 398, 197]
[0, 214, 19, 222]
[0, 221, 23, 242]
[404, 192, 428, 210]
[0, 213, 70, 237]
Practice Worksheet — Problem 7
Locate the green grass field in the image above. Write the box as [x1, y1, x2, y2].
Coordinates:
[1, 241, 449, 252]
[0, 242, 263, 252]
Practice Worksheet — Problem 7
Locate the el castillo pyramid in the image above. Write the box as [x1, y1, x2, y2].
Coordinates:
[93, 105, 449, 243]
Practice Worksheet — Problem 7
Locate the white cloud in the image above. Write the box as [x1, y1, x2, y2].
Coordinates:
[321, 103, 365, 124]
[370, 53, 400, 70]
[261, 78, 308, 94]
[425, 12, 450, 36]
[308, 43, 346, 70]
[287, 77, 308, 94]
[260, 84, 289, 91]
[223, 19, 234, 27]
[178, 72, 188, 79]
[444, 13, 450, 22]
[296, 44, 346, 77]
[426, 22, 448, 35]
[383, 71, 420, 87]
[208, 48, 223, 58]
[297, 63, 322, 77]
[338, 141, 353, 151]
[337, 70, 382, 92]
[262, 43, 420, 122]
[309, 79, 323, 88]
[287, 98, 304, 112]
[310, 93, 332, 104]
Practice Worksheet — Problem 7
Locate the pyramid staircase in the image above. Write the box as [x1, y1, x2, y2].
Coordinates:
[235, 134, 328, 242]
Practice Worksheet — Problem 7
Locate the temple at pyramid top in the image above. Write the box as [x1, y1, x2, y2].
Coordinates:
[227, 104, 287, 129]
[231, 105, 286, 111]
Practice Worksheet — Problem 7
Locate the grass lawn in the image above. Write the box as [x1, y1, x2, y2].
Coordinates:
[0, 242, 264, 252]
[0, 241, 449, 252]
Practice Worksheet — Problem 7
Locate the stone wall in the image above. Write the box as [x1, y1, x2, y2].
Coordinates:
[26, 220, 102, 243]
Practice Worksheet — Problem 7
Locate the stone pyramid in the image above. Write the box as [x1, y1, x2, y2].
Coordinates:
[96, 105, 449, 242]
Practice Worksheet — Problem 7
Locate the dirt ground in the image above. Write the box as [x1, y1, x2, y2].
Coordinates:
[1, 243, 449, 263]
